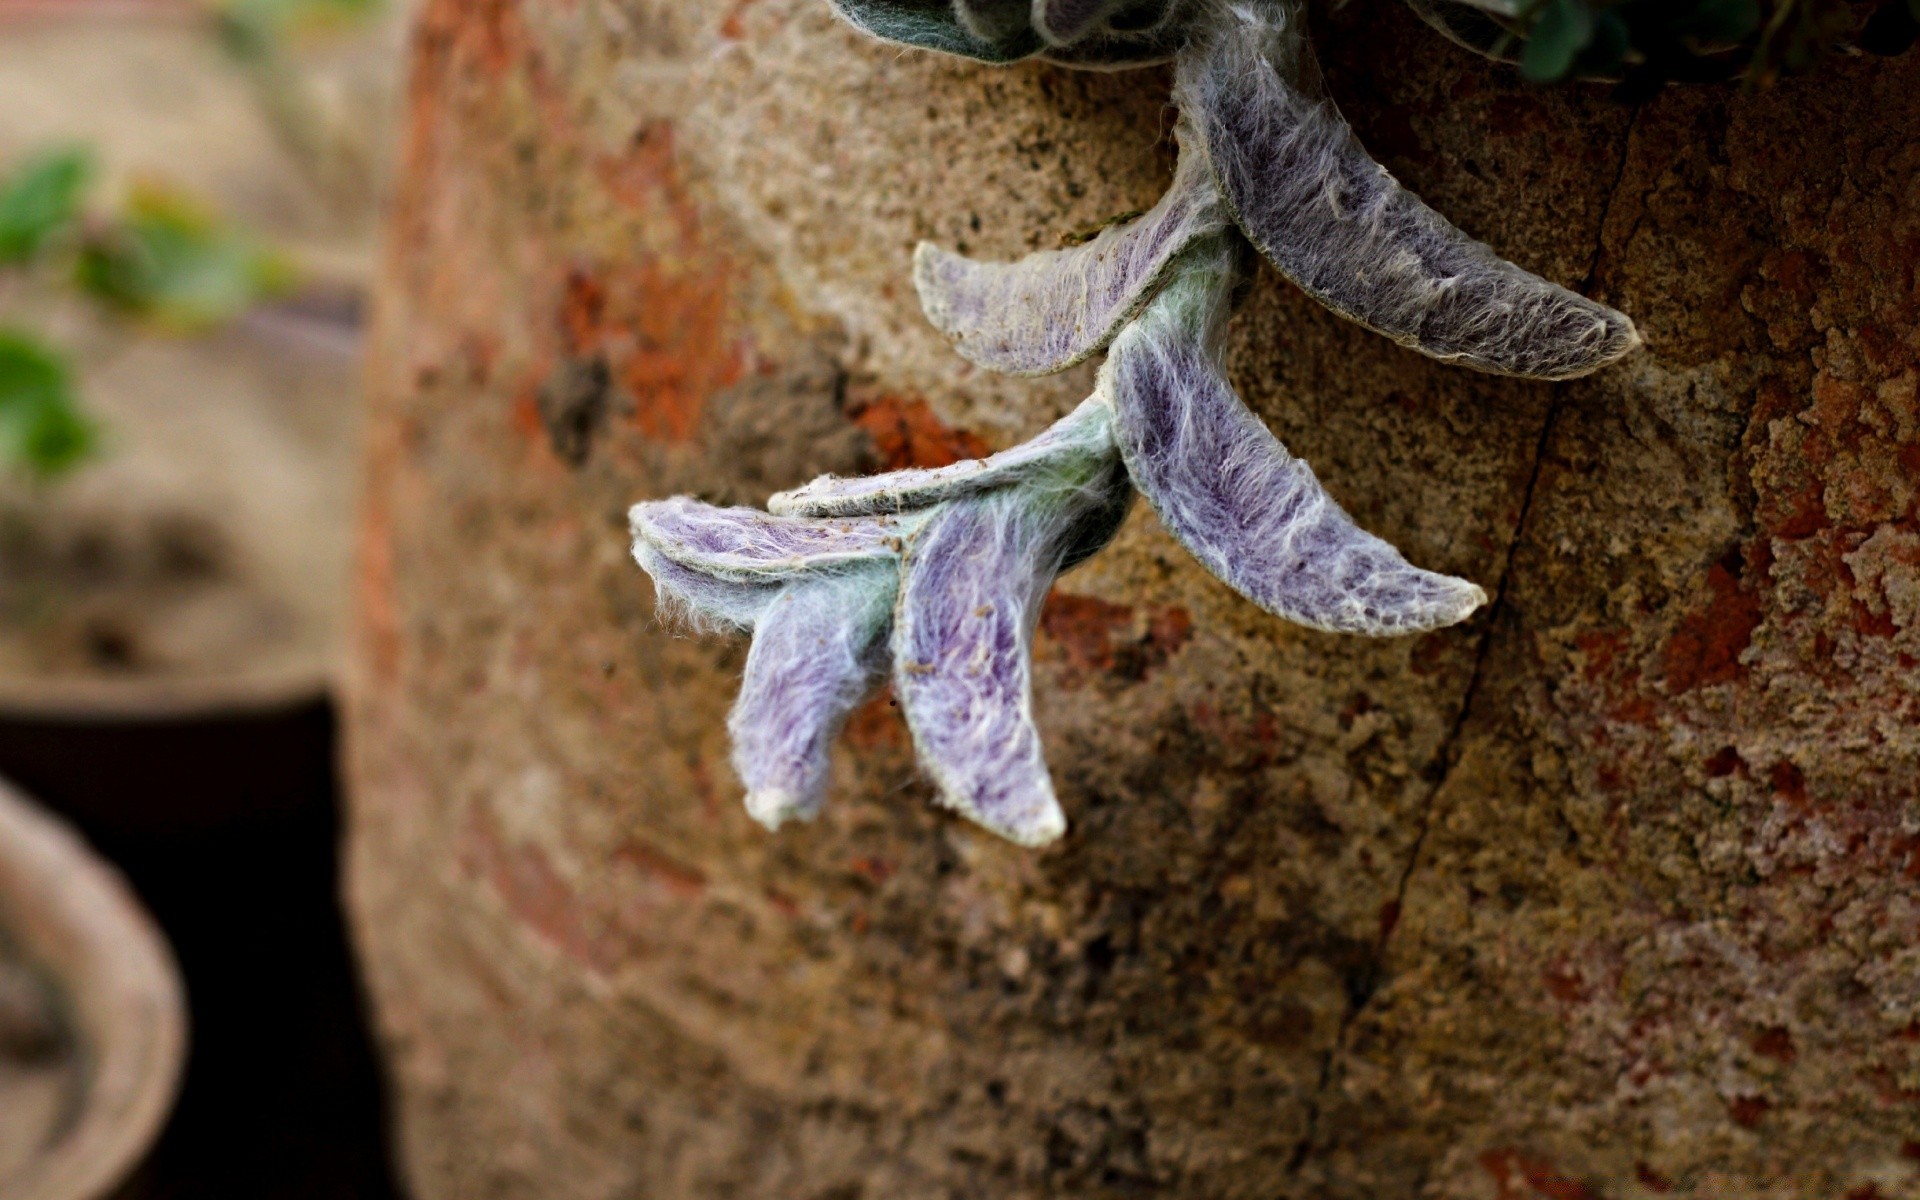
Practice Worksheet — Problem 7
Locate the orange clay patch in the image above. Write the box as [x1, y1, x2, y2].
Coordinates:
[1479, 1150, 1601, 1200]
[847, 393, 993, 470]
[1038, 591, 1193, 688]
[553, 121, 746, 443]
[1663, 553, 1765, 693]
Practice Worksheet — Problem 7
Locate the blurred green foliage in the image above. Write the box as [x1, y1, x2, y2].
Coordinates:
[76, 185, 295, 330]
[0, 332, 95, 480]
[0, 148, 91, 265]
[213, 0, 385, 62]
[0, 150, 297, 479]
[1483, 0, 1919, 87]
[0, 149, 96, 478]
[0, 0, 380, 480]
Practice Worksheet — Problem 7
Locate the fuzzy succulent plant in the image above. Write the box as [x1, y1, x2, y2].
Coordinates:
[1417, 0, 1920, 86]
[630, 0, 1643, 846]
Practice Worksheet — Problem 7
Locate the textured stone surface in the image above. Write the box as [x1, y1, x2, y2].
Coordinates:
[345, 1, 1920, 1195]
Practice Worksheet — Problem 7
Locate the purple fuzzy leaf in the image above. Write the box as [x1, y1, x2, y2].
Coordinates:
[633, 542, 783, 632]
[1107, 237, 1488, 635]
[631, 496, 913, 583]
[771, 396, 1114, 519]
[913, 126, 1227, 378]
[891, 479, 1122, 845]
[729, 568, 896, 829]
[1177, 0, 1638, 380]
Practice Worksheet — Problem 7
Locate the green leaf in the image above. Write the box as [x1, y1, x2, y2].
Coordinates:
[1521, 0, 1596, 81]
[1672, 0, 1762, 43]
[0, 148, 92, 265]
[216, 0, 384, 58]
[0, 331, 95, 478]
[1579, 10, 1632, 74]
[76, 185, 296, 330]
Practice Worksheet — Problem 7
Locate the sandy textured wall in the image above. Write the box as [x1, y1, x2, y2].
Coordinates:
[346, 1, 1920, 1195]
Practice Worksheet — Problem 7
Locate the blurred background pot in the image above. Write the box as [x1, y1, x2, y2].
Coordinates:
[0, 4, 410, 1195]
[0, 777, 184, 1200]
[0, 0, 406, 723]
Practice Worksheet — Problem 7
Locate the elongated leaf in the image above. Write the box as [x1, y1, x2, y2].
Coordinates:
[633, 543, 784, 632]
[1107, 238, 1487, 635]
[893, 493, 1066, 845]
[772, 396, 1115, 518]
[891, 427, 1128, 843]
[631, 496, 918, 583]
[729, 567, 896, 829]
[914, 125, 1227, 377]
[1177, 0, 1639, 380]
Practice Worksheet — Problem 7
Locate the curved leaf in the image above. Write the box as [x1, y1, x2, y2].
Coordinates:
[729, 568, 897, 829]
[1177, 0, 1640, 380]
[1106, 237, 1488, 635]
[914, 125, 1227, 377]
[893, 493, 1064, 844]
[630, 496, 918, 583]
[632, 542, 784, 632]
[890, 441, 1128, 843]
[772, 396, 1115, 518]
[828, 0, 1188, 66]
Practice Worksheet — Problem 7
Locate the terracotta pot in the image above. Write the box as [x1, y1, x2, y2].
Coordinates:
[347, 1, 1920, 1194]
[0, 778, 185, 1200]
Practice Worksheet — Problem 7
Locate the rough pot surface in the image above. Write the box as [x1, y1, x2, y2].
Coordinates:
[346, 2, 1920, 1196]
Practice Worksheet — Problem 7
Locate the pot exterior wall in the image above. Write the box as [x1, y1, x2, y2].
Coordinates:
[346, 2, 1920, 1195]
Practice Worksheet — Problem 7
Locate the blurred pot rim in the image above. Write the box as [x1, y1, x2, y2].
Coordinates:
[0, 1, 200, 21]
[0, 669, 332, 723]
[0, 776, 187, 1200]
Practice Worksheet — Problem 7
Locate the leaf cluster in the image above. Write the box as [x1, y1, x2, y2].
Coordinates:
[0, 150, 97, 479]
[1495, 0, 1919, 87]
[0, 148, 295, 479]
[75, 185, 295, 331]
